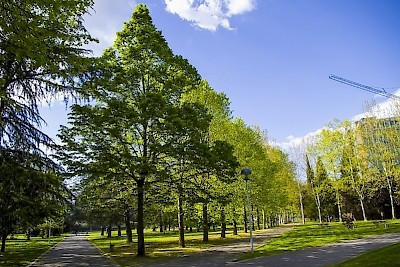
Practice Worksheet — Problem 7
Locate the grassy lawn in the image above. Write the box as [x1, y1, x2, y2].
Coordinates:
[240, 219, 400, 260]
[89, 220, 400, 266]
[89, 229, 251, 266]
[333, 242, 400, 267]
[0, 235, 64, 266]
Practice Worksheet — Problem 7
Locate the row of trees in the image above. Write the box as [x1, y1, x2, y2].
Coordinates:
[0, 1, 298, 255]
[0, 0, 97, 252]
[58, 5, 298, 256]
[295, 102, 400, 223]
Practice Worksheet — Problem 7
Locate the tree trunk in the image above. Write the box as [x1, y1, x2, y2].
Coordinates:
[243, 205, 248, 233]
[251, 206, 255, 231]
[1, 232, 7, 252]
[256, 208, 261, 230]
[384, 167, 396, 219]
[233, 219, 238, 235]
[117, 225, 121, 237]
[26, 229, 31, 241]
[137, 178, 145, 256]
[359, 197, 367, 221]
[315, 192, 322, 223]
[335, 188, 342, 222]
[232, 207, 238, 235]
[101, 226, 105, 236]
[159, 211, 164, 233]
[298, 182, 305, 224]
[220, 205, 226, 238]
[262, 209, 267, 229]
[107, 223, 112, 238]
[178, 192, 185, 247]
[202, 202, 208, 242]
[0, 232, 8, 252]
[125, 210, 133, 243]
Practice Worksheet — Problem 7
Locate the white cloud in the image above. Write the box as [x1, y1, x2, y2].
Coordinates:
[164, 0, 256, 31]
[84, 0, 137, 56]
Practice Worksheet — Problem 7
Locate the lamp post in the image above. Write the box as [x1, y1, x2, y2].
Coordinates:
[241, 168, 253, 253]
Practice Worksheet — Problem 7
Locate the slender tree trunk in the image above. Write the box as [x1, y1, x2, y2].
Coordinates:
[202, 202, 208, 242]
[232, 207, 238, 235]
[383, 166, 396, 219]
[1, 232, 7, 252]
[26, 229, 31, 240]
[256, 208, 261, 230]
[335, 188, 342, 222]
[178, 191, 185, 247]
[262, 209, 267, 229]
[315, 192, 322, 223]
[298, 181, 305, 224]
[101, 226, 105, 236]
[388, 179, 396, 219]
[251, 206, 255, 231]
[243, 205, 248, 233]
[107, 223, 112, 238]
[125, 210, 133, 243]
[221, 205, 226, 238]
[159, 210, 164, 233]
[233, 219, 238, 235]
[359, 197, 367, 221]
[137, 178, 145, 256]
[117, 225, 121, 237]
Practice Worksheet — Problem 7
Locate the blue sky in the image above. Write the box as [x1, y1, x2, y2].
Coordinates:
[40, 0, 400, 148]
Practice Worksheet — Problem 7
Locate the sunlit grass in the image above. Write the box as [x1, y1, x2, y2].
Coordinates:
[89, 220, 400, 266]
[240, 219, 400, 260]
[333, 242, 400, 267]
[0, 235, 64, 266]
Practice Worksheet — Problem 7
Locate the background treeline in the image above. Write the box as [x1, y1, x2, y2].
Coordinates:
[293, 103, 400, 224]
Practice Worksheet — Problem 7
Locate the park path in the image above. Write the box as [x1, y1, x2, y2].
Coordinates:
[135, 225, 295, 267]
[136, 230, 400, 267]
[29, 234, 119, 267]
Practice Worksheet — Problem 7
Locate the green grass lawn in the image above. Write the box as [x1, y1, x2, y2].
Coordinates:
[0, 235, 64, 266]
[240, 220, 400, 260]
[333, 242, 400, 267]
[89, 229, 251, 266]
[89, 220, 400, 266]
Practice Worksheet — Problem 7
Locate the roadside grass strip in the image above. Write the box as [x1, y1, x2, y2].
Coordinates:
[333, 242, 400, 267]
[240, 220, 400, 260]
[0, 235, 64, 266]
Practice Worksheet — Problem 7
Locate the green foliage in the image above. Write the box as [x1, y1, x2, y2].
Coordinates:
[0, 0, 96, 151]
[0, 149, 68, 252]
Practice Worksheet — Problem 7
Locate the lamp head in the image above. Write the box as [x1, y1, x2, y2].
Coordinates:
[241, 168, 251, 181]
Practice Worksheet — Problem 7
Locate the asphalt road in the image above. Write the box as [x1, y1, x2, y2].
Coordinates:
[28, 228, 400, 267]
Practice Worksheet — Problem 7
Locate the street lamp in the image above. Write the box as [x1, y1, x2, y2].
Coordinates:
[241, 168, 253, 253]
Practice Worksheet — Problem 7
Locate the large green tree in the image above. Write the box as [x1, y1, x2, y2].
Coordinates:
[0, 149, 68, 252]
[0, 0, 96, 151]
[58, 4, 208, 256]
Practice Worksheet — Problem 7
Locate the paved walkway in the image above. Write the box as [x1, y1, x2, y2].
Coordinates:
[136, 232, 400, 267]
[29, 235, 118, 267]
[234, 233, 400, 267]
[28, 229, 400, 267]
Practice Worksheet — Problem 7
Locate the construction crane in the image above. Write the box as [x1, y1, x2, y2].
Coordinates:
[329, 75, 400, 100]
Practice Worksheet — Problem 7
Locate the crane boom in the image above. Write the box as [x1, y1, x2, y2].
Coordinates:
[329, 75, 400, 100]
